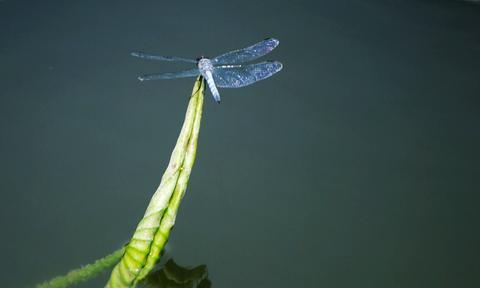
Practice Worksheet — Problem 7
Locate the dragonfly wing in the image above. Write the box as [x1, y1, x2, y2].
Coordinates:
[212, 61, 282, 88]
[211, 38, 279, 65]
[138, 68, 200, 81]
[131, 52, 197, 63]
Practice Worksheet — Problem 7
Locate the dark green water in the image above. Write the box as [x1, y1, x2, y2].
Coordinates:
[1, 0, 479, 287]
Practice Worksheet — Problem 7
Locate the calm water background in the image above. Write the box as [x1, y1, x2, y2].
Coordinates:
[1, 0, 479, 287]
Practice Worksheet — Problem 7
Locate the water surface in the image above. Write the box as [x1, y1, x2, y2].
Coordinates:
[0, 0, 479, 287]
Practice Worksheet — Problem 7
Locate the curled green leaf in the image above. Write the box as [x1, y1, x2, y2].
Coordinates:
[106, 77, 205, 287]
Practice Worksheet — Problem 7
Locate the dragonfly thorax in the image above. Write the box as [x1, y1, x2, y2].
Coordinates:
[197, 58, 213, 76]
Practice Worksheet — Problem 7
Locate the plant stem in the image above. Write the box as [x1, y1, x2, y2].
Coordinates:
[36, 248, 124, 288]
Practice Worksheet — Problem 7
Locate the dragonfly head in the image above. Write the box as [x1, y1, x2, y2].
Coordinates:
[196, 55, 209, 62]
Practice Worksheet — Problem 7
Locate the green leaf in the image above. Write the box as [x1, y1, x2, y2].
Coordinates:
[106, 77, 205, 287]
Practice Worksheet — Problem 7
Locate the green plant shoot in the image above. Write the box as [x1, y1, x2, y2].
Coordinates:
[36, 77, 205, 288]
[106, 76, 205, 287]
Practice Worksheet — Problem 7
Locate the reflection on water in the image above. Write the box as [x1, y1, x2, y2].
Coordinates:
[141, 259, 211, 288]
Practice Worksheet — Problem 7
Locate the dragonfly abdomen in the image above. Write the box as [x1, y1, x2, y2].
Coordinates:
[205, 70, 221, 103]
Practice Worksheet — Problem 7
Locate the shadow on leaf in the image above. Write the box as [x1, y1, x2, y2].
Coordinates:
[141, 259, 211, 288]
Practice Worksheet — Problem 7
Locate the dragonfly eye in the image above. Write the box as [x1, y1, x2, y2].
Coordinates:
[197, 55, 209, 61]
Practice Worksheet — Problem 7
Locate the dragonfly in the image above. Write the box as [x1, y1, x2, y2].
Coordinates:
[131, 38, 283, 103]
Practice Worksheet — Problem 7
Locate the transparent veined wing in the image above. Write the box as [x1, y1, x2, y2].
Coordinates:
[131, 52, 197, 63]
[212, 61, 282, 88]
[211, 38, 279, 65]
[138, 68, 200, 81]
